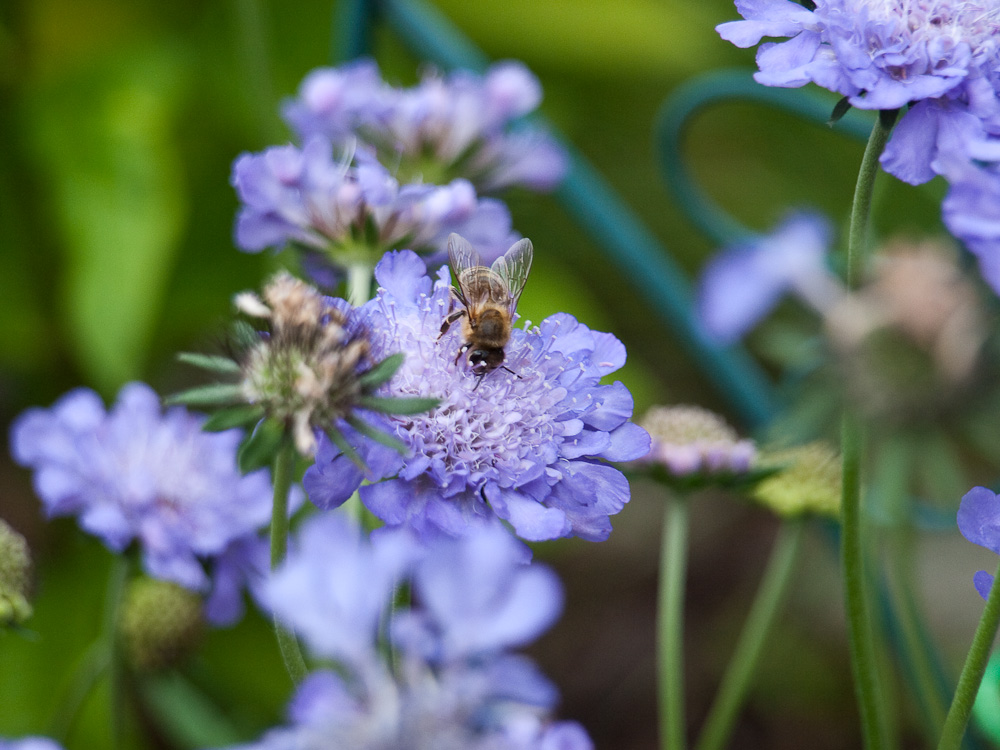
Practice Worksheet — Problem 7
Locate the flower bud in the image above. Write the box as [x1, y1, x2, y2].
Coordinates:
[119, 577, 203, 671]
[0, 519, 33, 627]
[752, 442, 841, 519]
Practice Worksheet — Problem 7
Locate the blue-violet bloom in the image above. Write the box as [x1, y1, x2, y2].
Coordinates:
[940, 157, 1000, 295]
[717, 0, 1000, 185]
[283, 59, 567, 193]
[236, 513, 592, 750]
[697, 211, 840, 342]
[303, 250, 650, 542]
[10, 383, 277, 595]
[957, 485, 1000, 599]
[0, 739, 65, 750]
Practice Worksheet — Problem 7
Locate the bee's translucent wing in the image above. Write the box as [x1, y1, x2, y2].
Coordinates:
[492, 238, 533, 313]
[447, 233, 485, 305]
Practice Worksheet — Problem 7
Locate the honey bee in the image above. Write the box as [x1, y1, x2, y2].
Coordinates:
[439, 233, 534, 387]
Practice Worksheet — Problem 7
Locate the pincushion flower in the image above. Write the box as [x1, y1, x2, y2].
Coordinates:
[940, 157, 1000, 294]
[957, 486, 1000, 599]
[232, 513, 592, 750]
[231, 136, 517, 277]
[283, 59, 567, 193]
[717, 0, 1000, 185]
[9, 383, 275, 592]
[304, 250, 649, 542]
[0, 739, 64, 750]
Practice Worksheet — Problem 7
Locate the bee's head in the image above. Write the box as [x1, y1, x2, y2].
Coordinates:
[468, 348, 504, 376]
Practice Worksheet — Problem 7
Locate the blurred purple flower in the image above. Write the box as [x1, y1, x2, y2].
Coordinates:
[697, 212, 839, 342]
[9, 383, 276, 594]
[0, 739, 65, 750]
[718, 0, 1000, 185]
[231, 137, 517, 271]
[283, 60, 567, 193]
[237, 513, 591, 750]
[635, 405, 755, 480]
[940, 157, 1000, 295]
[303, 250, 650, 542]
[957, 486, 1000, 599]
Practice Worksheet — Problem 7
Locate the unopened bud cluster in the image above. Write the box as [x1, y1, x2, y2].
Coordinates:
[236, 274, 369, 455]
[119, 577, 203, 671]
[752, 442, 841, 519]
[637, 405, 755, 480]
[0, 519, 33, 626]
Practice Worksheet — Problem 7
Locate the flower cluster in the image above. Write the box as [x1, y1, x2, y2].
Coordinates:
[229, 513, 592, 750]
[303, 250, 650, 543]
[9, 383, 276, 596]
[232, 138, 517, 276]
[0, 519, 32, 626]
[283, 59, 567, 193]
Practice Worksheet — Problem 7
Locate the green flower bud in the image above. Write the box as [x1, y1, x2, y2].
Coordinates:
[752, 442, 841, 519]
[119, 577, 203, 671]
[0, 519, 33, 626]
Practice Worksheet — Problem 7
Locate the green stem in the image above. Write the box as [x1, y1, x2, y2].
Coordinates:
[346, 261, 374, 307]
[937, 559, 1000, 750]
[270, 438, 308, 684]
[659, 495, 689, 750]
[842, 114, 895, 750]
[694, 519, 805, 750]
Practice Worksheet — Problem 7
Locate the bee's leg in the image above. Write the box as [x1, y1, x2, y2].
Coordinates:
[500, 365, 522, 380]
[454, 343, 470, 366]
[472, 372, 487, 391]
[438, 309, 466, 340]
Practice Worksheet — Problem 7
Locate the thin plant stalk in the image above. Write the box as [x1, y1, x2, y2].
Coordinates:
[659, 494, 690, 750]
[347, 261, 374, 308]
[841, 113, 896, 750]
[270, 437, 308, 684]
[937, 559, 1000, 750]
[694, 519, 805, 750]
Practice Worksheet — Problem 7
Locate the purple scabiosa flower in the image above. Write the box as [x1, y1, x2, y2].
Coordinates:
[231, 137, 517, 276]
[634, 405, 755, 485]
[940, 157, 1000, 295]
[234, 513, 592, 750]
[717, 0, 1000, 184]
[282, 60, 567, 193]
[9, 383, 276, 593]
[303, 249, 650, 542]
[697, 211, 840, 342]
[957, 486, 1000, 599]
[0, 739, 65, 750]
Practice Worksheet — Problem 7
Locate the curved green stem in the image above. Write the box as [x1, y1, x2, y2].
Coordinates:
[842, 114, 896, 750]
[659, 495, 689, 750]
[937, 559, 1000, 750]
[694, 519, 805, 750]
[270, 438, 308, 684]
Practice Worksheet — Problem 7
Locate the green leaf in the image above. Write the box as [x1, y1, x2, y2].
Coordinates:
[164, 383, 243, 408]
[140, 672, 243, 748]
[177, 352, 241, 375]
[345, 414, 408, 455]
[238, 418, 286, 474]
[229, 320, 260, 352]
[828, 96, 852, 126]
[358, 353, 404, 389]
[201, 405, 265, 432]
[358, 395, 439, 415]
[324, 426, 367, 472]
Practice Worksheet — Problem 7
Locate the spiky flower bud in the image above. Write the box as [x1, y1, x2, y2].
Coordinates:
[119, 577, 203, 671]
[0, 519, 33, 627]
[752, 442, 841, 519]
[635, 405, 756, 490]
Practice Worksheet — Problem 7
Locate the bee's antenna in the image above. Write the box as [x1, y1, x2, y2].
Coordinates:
[500, 365, 522, 380]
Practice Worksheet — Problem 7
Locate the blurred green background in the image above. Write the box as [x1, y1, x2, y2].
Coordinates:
[0, 1, 985, 748]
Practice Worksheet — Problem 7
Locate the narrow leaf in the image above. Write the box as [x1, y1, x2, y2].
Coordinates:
[828, 96, 852, 126]
[345, 414, 408, 455]
[177, 352, 241, 375]
[238, 418, 285, 474]
[325, 426, 368, 472]
[201, 405, 265, 432]
[230, 320, 261, 351]
[358, 353, 404, 389]
[359, 395, 439, 415]
[165, 383, 243, 407]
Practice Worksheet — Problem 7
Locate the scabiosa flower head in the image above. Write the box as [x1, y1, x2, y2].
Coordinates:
[0, 739, 65, 750]
[718, 0, 1000, 185]
[231, 136, 517, 278]
[119, 577, 203, 671]
[957, 486, 1000, 599]
[940, 157, 1000, 295]
[9, 383, 275, 592]
[633, 405, 756, 486]
[235, 513, 592, 750]
[0, 519, 32, 626]
[303, 249, 650, 542]
[697, 211, 840, 342]
[283, 60, 567, 193]
[752, 442, 841, 518]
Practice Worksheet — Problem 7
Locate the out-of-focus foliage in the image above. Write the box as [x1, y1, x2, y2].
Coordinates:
[0, 1, 971, 749]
